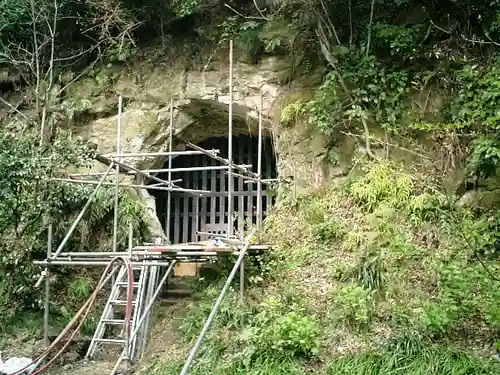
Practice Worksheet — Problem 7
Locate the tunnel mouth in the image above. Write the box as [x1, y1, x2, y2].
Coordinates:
[149, 134, 277, 244]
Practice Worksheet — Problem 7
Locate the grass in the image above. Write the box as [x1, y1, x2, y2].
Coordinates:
[141, 159, 500, 374]
[327, 336, 500, 375]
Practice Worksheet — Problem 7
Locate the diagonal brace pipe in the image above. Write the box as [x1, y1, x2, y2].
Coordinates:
[35, 163, 115, 287]
[179, 228, 256, 375]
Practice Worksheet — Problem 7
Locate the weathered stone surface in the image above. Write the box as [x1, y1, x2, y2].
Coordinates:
[457, 188, 500, 209]
[64, 52, 333, 239]
[70, 54, 330, 190]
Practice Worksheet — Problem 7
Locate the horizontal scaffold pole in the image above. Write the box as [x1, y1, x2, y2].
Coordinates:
[102, 150, 220, 158]
[54, 178, 210, 194]
[187, 142, 259, 179]
[68, 165, 251, 177]
[96, 154, 201, 197]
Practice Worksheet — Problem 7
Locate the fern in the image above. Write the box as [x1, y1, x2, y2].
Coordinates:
[350, 161, 413, 211]
[69, 277, 93, 300]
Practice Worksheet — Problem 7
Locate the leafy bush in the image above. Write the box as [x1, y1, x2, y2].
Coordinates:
[244, 297, 321, 359]
[349, 161, 412, 211]
[330, 284, 375, 329]
[178, 285, 249, 342]
[312, 219, 345, 242]
[0, 130, 149, 332]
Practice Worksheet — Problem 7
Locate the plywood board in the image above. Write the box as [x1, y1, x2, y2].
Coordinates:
[174, 262, 199, 277]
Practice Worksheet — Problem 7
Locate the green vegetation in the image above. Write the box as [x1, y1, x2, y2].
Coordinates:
[145, 159, 500, 373]
[0, 131, 149, 335]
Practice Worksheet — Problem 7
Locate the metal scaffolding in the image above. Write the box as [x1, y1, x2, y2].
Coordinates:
[33, 39, 275, 375]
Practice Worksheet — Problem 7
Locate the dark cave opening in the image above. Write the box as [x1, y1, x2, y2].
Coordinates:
[149, 134, 277, 244]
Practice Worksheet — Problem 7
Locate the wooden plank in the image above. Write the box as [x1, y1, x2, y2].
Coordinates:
[246, 136, 253, 226]
[182, 157, 190, 243]
[200, 153, 208, 241]
[210, 157, 217, 225]
[238, 138, 245, 238]
[220, 147, 226, 227]
[175, 263, 198, 277]
[173, 191, 180, 244]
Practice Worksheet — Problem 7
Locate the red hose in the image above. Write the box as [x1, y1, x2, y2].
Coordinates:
[13, 257, 135, 375]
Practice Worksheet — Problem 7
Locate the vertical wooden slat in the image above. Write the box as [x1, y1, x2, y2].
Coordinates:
[200, 154, 208, 240]
[192, 155, 200, 242]
[210, 157, 217, 225]
[238, 137, 244, 238]
[264, 136, 273, 223]
[173, 193, 180, 244]
[220, 147, 226, 227]
[246, 135, 253, 225]
[182, 156, 190, 243]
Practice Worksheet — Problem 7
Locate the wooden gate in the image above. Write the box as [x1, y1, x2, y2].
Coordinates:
[164, 135, 276, 244]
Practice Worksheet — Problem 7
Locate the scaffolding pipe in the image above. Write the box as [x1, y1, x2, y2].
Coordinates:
[35, 261, 177, 267]
[108, 157, 202, 197]
[166, 98, 174, 240]
[187, 143, 259, 179]
[34, 163, 115, 288]
[112, 95, 123, 264]
[227, 39, 234, 238]
[140, 265, 157, 358]
[128, 222, 133, 258]
[54, 178, 210, 194]
[179, 229, 256, 375]
[150, 179, 182, 186]
[102, 150, 219, 158]
[34, 251, 245, 260]
[244, 178, 278, 185]
[257, 90, 263, 233]
[43, 222, 53, 346]
[69, 165, 245, 177]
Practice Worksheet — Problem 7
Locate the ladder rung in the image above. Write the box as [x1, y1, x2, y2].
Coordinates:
[110, 300, 137, 306]
[94, 338, 126, 344]
[116, 282, 140, 287]
[102, 319, 125, 324]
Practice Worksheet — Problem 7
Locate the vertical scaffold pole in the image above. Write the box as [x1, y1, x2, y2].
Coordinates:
[257, 90, 263, 235]
[112, 96, 123, 286]
[228, 39, 234, 237]
[226, 40, 242, 301]
[128, 222, 133, 258]
[113, 95, 123, 255]
[43, 221, 53, 346]
[166, 98, 174, 242]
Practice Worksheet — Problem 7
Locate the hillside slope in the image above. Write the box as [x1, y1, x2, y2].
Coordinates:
[141, 159, 500, 374]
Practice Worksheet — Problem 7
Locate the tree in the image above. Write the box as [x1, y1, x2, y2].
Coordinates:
[0, 0, 139, 141]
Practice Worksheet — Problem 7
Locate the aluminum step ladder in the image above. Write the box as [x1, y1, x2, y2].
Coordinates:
[86, 263, 149, 361]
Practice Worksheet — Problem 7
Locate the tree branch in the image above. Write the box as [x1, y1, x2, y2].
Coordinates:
[366, 0, 376, 56]
[316, 19, 375, 159]
[224, 3, 268, 20]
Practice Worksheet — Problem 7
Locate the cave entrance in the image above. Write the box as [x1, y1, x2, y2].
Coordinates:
[151, 134, 277, 244]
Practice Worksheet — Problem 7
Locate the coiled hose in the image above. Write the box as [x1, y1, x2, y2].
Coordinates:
[12, 256, 135, 375]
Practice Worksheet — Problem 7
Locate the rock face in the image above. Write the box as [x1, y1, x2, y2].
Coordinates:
[64, 51, 331, 240]
[69, 53, 330, 186]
